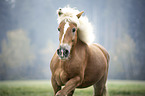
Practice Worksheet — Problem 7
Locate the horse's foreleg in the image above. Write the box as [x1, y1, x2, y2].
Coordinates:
[51, 77, 61, 96]
[67, 89, 75, 96]
[56, 76, 81, 96]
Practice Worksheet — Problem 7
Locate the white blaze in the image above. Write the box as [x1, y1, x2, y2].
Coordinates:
[61, 21, 69, 43]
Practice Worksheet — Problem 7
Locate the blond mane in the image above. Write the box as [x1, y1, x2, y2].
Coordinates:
[57, 6, 95, 44]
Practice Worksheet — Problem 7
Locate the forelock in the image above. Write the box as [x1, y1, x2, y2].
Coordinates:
[57, 7, 80, 27]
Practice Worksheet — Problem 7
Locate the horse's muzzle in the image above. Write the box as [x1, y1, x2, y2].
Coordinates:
[57, 44, 70, 59]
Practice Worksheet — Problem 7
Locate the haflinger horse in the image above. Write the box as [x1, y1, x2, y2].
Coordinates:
[50, 6, 110, 96]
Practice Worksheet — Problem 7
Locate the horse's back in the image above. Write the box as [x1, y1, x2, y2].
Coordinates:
[88, 43, 110, 77]
[88, 43, 109, 64]
[91, 43, 110, 64]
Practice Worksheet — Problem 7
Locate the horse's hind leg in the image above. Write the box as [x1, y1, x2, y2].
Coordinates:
[93, 72, 108, 96]
[93, 84, 107, 96]
[67, 89, 75, 96]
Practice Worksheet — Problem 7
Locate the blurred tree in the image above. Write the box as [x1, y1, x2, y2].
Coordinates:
[0, 0, 145, 80]
[0, 29, 35, 80]
[109, 32, 139, 79]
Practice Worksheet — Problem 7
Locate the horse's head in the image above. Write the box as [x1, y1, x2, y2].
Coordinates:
[57, 8, 84, 60]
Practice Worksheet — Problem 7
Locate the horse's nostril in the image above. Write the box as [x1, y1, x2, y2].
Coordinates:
[57, 49, 61, 55]
[63, 49, 69, 57]
[57, 48, 70, 59]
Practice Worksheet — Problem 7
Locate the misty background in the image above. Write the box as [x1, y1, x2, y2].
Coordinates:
[0, 0, 145, 80]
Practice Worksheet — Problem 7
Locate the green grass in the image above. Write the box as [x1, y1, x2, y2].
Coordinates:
[0, 80, 145, 96]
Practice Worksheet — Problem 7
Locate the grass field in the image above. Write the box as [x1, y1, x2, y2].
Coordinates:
[0, 80, 145, 96]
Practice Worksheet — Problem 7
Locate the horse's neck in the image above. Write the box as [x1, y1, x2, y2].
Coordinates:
[71, 38, 87, 56]
[77, 37, 86, 46]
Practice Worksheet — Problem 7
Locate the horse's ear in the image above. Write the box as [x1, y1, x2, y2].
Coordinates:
[58, 8, 63, 16]
[76, 11, 84, 19]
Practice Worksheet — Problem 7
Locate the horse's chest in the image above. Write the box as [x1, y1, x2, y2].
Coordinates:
[54, 66, 79, 86]
[53, 60, 81, 86]
[54, 68, 68, 86]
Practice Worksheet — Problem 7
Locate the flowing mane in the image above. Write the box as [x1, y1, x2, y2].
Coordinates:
[57, 6, 95, 44]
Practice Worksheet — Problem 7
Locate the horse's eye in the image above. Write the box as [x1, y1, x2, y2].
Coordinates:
[72, 28, 76, 33]
[58, 28, 60, 32]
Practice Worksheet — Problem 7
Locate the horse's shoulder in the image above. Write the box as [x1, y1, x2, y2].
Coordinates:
[50, 52, 59, 70]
